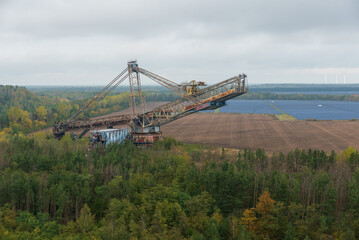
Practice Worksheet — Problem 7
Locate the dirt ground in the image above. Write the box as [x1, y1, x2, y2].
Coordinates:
[161, 113, 359, 154]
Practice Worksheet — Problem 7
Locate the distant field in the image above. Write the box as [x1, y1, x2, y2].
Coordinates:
[161, 113, 359, 153]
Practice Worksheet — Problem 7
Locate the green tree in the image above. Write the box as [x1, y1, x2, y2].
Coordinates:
[284, 223, 298, 240]
[237, 223, 250, 240]
[206, 218, 220, 240]
[76, 204, 95, 233]
[55, 102, 73, 119]
[348, 169, 359, 211]
[192, 231, 205, 240]
[342, 229, 356, 240]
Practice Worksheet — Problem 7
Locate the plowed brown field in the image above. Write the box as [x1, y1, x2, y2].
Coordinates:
[161, 113, 359, 153]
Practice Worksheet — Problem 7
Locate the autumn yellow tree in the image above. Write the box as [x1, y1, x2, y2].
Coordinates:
[35, 106, 47, 121]
[255, 191, 276, 239]
[256, 191, 276, 215]
[34, 120, 46, 128]
[6, 107, 32, 129]
[336, 146, 356, 162]
[0, 127, 12, 142]
[241, 191, 277, 239]
[241, 208, 257, 232]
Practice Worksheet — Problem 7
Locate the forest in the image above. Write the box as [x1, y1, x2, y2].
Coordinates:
[0, 132, 359, 239]
[2, 85, 359, 239]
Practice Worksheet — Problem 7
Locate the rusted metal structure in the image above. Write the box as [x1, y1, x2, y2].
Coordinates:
[53, 113, 131, 140]
[53, 60, 248, 145]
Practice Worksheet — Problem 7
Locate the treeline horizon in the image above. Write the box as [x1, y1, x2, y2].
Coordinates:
[0, 133, 359, 239]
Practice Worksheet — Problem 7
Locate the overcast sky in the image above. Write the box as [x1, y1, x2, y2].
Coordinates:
[0, 0, 358, 86]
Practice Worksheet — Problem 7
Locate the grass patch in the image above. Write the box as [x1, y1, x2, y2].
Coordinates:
[269, 103, 297, 121]
[275, 114, 297, 121]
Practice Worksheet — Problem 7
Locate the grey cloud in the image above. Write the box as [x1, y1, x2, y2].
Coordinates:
[0, 0, 358, 85]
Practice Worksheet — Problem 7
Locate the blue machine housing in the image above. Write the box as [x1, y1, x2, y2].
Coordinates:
[90, 128, 129, 146]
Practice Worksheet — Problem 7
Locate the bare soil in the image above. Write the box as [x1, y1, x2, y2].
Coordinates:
[161, 113, 359, 154]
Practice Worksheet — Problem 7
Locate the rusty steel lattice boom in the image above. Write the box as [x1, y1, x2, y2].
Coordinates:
[53, 69, 129, 139]
[131, 74, 247, 134]
[52, 60, 248, 145]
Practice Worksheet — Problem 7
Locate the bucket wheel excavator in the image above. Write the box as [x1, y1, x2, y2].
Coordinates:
[53, 60, 248, 145]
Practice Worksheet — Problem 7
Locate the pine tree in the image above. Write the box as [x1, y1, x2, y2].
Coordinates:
[192, 231, 205, 240]
[206, 218, 221, 240]
[76, 204, 95, 234]
[238, 223, 250, 240]
[284, 223, 298, 240]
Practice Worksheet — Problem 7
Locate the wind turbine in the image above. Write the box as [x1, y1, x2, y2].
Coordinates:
[344, 73, 346, 84]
